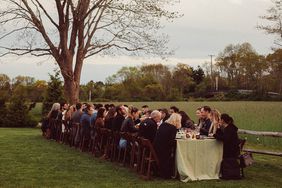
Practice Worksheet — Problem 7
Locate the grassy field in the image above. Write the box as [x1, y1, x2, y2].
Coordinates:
[117, 102, 282, 148]
[31, 101, 282, 147]
[32, 101, 282, 131]
[0, 128, 281, 188]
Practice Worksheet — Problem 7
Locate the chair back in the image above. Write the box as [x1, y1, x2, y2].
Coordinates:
[140, 138, 159, 166]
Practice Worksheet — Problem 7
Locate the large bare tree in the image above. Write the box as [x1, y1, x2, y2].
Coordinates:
[257, 0, 282, 47]
[0, 0, 179, 103]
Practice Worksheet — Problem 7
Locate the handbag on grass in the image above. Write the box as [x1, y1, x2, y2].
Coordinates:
[240, 152, 254, 168]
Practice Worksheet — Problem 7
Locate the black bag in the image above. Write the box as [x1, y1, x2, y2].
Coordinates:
[220, 158, 241, 180]
[240, 152, 254, 168]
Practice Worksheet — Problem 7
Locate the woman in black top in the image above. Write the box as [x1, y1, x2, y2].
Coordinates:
[154, 113, 181, 179]
[213, 113, 240, 158]
[104, 108, 116, 130]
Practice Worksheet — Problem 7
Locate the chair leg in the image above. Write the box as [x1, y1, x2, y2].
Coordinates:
[140, 149, 146, 175]
[122, 147, 127, 166]
[146, 160, 152, 180]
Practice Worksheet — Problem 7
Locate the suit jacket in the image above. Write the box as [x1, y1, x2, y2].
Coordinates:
[138, 118, 158, 143]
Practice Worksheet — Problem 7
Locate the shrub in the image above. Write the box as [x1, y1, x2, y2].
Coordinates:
[42, 70, 64, 116]
[5, 86, 37, 127]
[0, 98, 7, 127]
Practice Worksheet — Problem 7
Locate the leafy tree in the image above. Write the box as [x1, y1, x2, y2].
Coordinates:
[172, 63, 194, 97]
[0, 98, 7, 127]
[5, 86, 36, 127]
[266, 49, 282, 94]
[12, 76, 35, 87]
[143, 84, 165, 101]
[140, 64, 172, 97]
[31, 80, 48, 102]
[0, 0, 180, 104]
[216, 42, 267, 91]
[0, 74, 11, 101]
[192, 66, 205, 84]
[42, 70, 64, 116]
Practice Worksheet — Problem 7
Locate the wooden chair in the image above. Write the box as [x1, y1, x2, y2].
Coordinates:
[238, 138, 246, 178]
[93, 128, 112, 157]
[55, 119, 62, 142]
[101, 128, 113, 159]
[80, 126, 91, 152]
[47, 118, 56, 140]
[110, 131, 121, 162]
[69, 122, 80, 147]
[117, 132, 130, 166]
[61, 120, 70, 145]
[128, 135, 142, 171]
[139, 138, 159, 180]
[91, 127, 101, 156]
[74, 124, 82, 149]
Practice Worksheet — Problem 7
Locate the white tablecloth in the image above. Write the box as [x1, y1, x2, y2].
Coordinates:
[176, 138, 223, 182]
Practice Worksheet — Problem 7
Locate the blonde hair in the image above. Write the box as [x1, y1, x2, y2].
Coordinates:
[209, 109, 221, 134]
[47, 103, 60, 118]
[165, 113, 182, 129]
[210, 109, 221, 122]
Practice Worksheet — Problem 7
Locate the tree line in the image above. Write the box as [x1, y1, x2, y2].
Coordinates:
[1, 42, 282, 105]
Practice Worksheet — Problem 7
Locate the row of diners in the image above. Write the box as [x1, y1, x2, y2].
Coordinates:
[41, 103, 192, 179]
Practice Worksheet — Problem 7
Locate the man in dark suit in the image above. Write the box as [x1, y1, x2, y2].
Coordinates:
[112, 105, 126, 132]
[200, 106, 212, 136]
[138, 110, 161, 143]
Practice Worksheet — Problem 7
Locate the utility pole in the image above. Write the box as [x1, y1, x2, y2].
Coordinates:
[208, 55, 214, 77]
[208, 55, 215, 91]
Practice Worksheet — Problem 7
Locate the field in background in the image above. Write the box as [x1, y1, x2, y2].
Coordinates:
[30, 101, 282, 148]
[0, 128, 281, 188]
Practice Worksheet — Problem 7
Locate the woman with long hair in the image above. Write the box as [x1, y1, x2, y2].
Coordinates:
[213, 113, 241, 180]
[154, 113, 182, 179]
[208, 109, 221, 135]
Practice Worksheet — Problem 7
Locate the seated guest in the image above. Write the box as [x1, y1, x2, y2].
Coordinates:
[179, 111, 195, 129]
[71, 103, 83, 124]
[159, 108, 170, 124]
[169, 106, 179, 114]
[195, 107, 202, 127]
[138, 110, 161, 143]
[80, 104, 96, 141]
[58, 102, 69, 120]
[209, 109, 221, 136]
[213, 113, 240, 179]
[120, 106, 139, 134]
[213, 113, 240, 158]
[94, 107, 106, 128]
[71, 103, 83, 146]
[199, 106, 212, 136]
[141, 105, 149, 116]
[44, 103, 60, 138]
[154, 113, 181, 179]
[112, 105, 126, 132]
[119, 106, 139, 149]
[140, 110, 152, 122]
[104, 108, 116, 130]
[47, 103, 61, 119]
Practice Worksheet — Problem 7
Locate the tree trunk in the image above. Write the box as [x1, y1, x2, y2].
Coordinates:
[64, 78, 80, 104]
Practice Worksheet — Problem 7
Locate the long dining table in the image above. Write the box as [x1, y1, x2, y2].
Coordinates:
[175, 138, 223, 182]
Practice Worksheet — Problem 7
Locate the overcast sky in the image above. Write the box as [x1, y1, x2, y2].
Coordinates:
[0, 0, 276, 83]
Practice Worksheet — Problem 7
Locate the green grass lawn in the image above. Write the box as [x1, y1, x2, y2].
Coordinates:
[0, 128, 282, 188]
